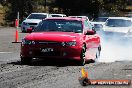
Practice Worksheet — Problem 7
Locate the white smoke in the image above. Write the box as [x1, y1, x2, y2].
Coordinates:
[98, 32, 132, 62]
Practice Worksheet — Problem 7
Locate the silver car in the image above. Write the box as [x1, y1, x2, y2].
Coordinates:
[21, 13, 49, 32]
[102, 17, 132, 42]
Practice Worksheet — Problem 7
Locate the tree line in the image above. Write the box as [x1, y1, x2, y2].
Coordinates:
[0, 0, 128, 24]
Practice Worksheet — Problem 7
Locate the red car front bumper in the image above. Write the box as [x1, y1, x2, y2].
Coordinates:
[20, 44, 82, 60]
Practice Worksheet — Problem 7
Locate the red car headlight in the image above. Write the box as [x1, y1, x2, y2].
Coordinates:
[61, 41, 76, 46]
[22, 39, 35, 45]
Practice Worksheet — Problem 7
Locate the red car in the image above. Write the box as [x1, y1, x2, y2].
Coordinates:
[20, 17, 101, 65]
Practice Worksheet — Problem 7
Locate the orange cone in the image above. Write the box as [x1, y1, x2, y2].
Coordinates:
[12, 19, 20, 43]
[15, 30, 19, 42]
[79, 68, 91, 86]
[81, 67, 88, 78]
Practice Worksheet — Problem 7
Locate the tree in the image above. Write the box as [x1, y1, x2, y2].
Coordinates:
[55, 0, 127, 17]
[102, 0, 127, 16]
[2, 0, 128, 25]
[5, 0, 35, 22]
[5, 0, 54, 22]
[55, 0, 103, 18]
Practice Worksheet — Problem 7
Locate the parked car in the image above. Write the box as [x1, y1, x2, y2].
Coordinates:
[49, 14, 66, 17]
[68, 16, 89, 21]
[69, 16, 92, 29]
[92, 23, 103, 31]
[93, 17, 108, 22]
[102, 17, 132, 42]
[20, 17, 101, 65]
[91, 17, 108, 31]
[21, 13, 49, 32]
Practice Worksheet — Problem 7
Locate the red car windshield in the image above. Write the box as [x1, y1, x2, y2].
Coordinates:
[34, 19, 83, 33]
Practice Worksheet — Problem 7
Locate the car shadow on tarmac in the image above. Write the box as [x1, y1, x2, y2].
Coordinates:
[8, 59, 91, 67]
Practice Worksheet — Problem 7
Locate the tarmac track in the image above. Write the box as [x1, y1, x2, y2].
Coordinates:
[0, 27, 131, 88]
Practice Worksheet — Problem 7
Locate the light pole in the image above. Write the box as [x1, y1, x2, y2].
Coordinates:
[44, 0, 47, 12]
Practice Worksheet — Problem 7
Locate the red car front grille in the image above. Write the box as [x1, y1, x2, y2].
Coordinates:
[34, 41, 62, 46]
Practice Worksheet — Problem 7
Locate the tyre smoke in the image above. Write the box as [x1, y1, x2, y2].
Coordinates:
[97, 31, 132, 62]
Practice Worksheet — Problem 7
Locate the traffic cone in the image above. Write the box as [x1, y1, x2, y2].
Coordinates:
[81, 67, 88, 78]
[12, 19, 20, 43]
[15, 29, 19, 42]
[15, 19, 19, 27]
[79, 68, 91, 86]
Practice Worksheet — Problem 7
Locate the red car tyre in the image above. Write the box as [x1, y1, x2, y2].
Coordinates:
[91, 45, 101, 63]
[79, 45, 86, 66]
[21, 57, 32, 64]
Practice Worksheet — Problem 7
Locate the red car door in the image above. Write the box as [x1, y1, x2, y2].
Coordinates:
[87, 21, 100, 48]
[83, 20, 100, 59]
[83, 20, 95, 48]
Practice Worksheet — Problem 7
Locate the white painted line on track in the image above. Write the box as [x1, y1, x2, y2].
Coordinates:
[126, 74, 131, 77]
[0, 52, 12, 54]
